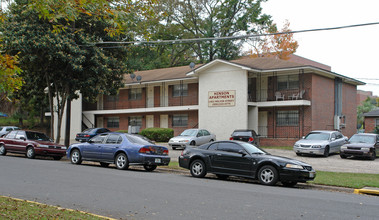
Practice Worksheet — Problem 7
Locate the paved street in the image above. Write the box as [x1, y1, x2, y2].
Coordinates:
[1, 155, 379, 220]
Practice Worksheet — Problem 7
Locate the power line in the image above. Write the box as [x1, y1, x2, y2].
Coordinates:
[89, 22, 379, 47]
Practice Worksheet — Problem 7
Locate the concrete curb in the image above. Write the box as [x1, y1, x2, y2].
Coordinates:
[354, 187, 379, 196]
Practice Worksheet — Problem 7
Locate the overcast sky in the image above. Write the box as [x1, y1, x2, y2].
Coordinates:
[261, 0, 379, 96]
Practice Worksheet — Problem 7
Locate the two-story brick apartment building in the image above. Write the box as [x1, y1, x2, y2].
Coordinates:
[60, 55, 364, 146]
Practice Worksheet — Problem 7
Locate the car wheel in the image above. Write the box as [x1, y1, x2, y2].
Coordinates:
[190, 159, 207, 178]
[115, 153, 129, 170]
[0, 144, 6, 155]
[172, 146, 176, 150]
[144, 165, 157, 172]
[100, 162, 109, 167]
[26, 147, 35, 159]
[216, 174, 229, 180]
[53, 156, 62, 160]
[210, 139, 214, 142]
[340, 154, 347, 159]
[190, 141, 196, 146]
[258, 165, 279, 186]
[282, 181, 298, 187]
[70, 149, 82, 165]
[370, 150, 376, 161]
[323, 146, 330, 157]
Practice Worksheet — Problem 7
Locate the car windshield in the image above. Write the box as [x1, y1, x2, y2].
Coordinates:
[232, 131, 252, 136]
[240, 142, 267, 155]
[82, 128, 95, 133]
[26, 131, 51, 141]
[179, 129, 197, 137]
[126, 134, 152, 145]
[305, 132, 330, 140]
[349, 135, 375, 144]
[0, 126, 3, 130]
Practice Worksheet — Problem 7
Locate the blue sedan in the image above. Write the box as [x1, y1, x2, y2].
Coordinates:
[67, 132, 170, 171]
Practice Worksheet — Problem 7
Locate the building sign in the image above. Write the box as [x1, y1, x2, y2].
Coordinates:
[208, 90, 236, 107]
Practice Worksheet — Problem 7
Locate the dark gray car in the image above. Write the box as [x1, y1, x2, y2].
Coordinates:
[340, 133, 379, 160]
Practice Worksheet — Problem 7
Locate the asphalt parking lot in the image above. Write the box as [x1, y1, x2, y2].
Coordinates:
[165, 144, 379, 174]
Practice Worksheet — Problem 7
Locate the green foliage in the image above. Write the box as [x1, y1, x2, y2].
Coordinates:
[115, 130, 128, 133]
[139, 127, 174, 142]
[374, 126, 379, 134]
[357, 97, 376, 129]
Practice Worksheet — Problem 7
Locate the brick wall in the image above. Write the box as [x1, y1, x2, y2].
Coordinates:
[365, 117, 378, 133]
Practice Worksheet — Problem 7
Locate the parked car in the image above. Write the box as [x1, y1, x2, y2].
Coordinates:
[0, 130, 66, 160]
[293, 130, 347, 157]
[75, 128, 110, 142]
[0, 126, 20, 137]
[168, 129, 216, 150]
[340, 133, 379, 160]
[179, 140, 315, 187]
[230, 129, 260, 146]
[67, 132, 170, 171]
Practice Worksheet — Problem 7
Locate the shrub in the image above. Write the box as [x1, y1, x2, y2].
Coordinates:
[116, 130, 128, 133]
[139, 128, 174, 142]
[374, 126, 379, 134]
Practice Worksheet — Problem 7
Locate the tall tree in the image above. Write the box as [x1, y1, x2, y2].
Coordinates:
[2, 0, 130, 142]
[249, 20, 298, 60]
[159, 0, 273, 63]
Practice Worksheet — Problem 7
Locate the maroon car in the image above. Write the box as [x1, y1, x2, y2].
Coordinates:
[0, 130, 66, 160]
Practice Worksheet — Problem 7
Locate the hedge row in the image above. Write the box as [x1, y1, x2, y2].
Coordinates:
[139, 128, 174, 142]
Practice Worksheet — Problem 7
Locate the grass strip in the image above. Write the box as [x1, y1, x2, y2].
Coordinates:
[311, 171, 379, 188]
[261, 146, 293, 150]
[0, 196, 110, 220]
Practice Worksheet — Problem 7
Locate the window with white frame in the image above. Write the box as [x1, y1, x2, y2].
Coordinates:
[107, 117, 119, 128]
[172, 114, 188, 127]
[129, 88, 142, 100]
[106, 94, 119, 102]
[172, 84, 188, 97]
[129, 116, 142, 127]
[376, 118, 379, 127]
[276, 110, 299, 126]
[277, 75, 299, 90]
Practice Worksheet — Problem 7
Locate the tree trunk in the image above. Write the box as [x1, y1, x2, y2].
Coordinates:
[46, 75, 54, 141]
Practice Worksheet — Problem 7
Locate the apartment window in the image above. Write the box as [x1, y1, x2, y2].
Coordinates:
[106, 94, 119, 102]
[277, 75, 299, 90]
[129, 116, 142, 127]
[107, 117, 119, 128]
[276, 110, 299, 126]
[172, 114, 188, 127]
[172, 84, 188, 97]
[129, 88, 142, 100]
[376, 118, 379, 127]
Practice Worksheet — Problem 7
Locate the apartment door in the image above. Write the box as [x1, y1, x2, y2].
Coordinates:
[257, 76, 268, 101]
[146, 115, 154, 128]
[147, 86, 154, 108]
[258, 111, 268, 137]
[97, 117, 104, 128]
[160, 115, 168, 128]
[160, 84, 169, 107]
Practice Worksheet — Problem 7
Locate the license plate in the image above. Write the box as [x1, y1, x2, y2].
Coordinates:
[155, 158, 161, 163]
[309, 172, 315, 178]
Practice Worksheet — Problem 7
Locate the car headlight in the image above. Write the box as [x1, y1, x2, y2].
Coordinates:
[285, 164, 304, 169]
[340, 146, 347, 150]
[38, 144, 49, 148]
[311, 145, 322, 148]
[61, 146, 67, 150]
[294, 144, 300, 148]
[179, 140, 189, 143]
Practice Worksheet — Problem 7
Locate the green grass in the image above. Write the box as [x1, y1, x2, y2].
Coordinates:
[0, 196, 107, 219]
[312, 171, 379, 188]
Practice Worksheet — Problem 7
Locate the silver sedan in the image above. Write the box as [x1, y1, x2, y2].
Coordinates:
[168, 129, 216, 150]
[293, 130, 347, 157]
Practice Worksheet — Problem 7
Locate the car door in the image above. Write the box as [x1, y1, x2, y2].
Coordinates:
[210, 142, 254, 176]
[334, 132, 345, 153]
[2, 130, 18, 152]
[12, 131, 28, 153]
[101, 134, 123, 161]
[81, 134, 107, 160]
[202, 130, 212, 143]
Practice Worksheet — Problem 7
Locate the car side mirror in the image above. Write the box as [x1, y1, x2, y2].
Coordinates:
[20, 136, 26, 141]
[238, 150, 247, 156]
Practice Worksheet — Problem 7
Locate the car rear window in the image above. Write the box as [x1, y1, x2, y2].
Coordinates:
[125, 134, 152, 145]
[82, 128, 95, 133]
[232, 131, 252, 136]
